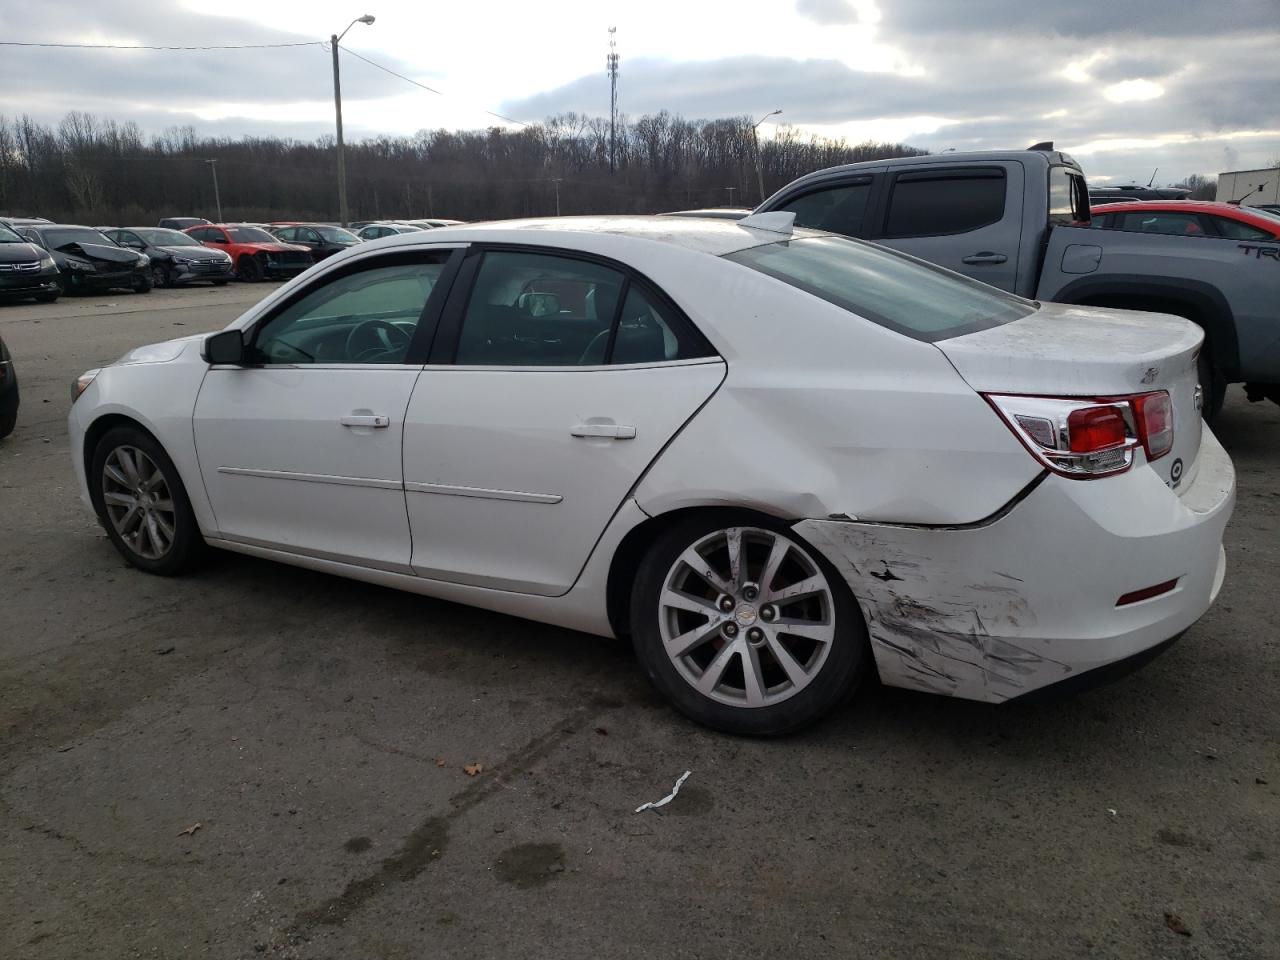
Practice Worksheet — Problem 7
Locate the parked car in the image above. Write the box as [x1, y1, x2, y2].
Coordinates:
[102, 227, 234, 288]
[158, 217, 211, 231]
[356, 222, 424, 240]
[404, 219, 465, 229]
[1089, 186, 1192, 205]
[0, 333, 18, 439]
[17, 224, 151, 295]
[755, 146, 1280, 420]
[1088, 199, 1280, 241]
[662, 208, 752, 220]
[268, 223, 362, 260]
[0, 221, 60, 303]
[183, 224, 312, 282]
[0, 216, 53, 228]
[67, 215, 1234, 734]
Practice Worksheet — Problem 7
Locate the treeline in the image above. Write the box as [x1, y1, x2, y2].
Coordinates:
[0, 110, 926, 224]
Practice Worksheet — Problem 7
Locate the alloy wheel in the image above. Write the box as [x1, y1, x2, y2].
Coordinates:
[101, 445, 177, 560]
[657, 526, 836, 708]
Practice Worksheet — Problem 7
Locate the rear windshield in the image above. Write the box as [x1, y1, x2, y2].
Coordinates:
[227, 227, 275, 242]
[724, 235, 1035, 341]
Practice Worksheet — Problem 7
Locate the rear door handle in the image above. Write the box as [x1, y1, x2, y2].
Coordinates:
[961, 252, 1008, 265]
[571, 423, 636, 439]
[340, 414, 390, 428]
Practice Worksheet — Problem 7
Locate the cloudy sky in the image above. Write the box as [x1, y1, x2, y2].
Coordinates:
[2, 0, 1278, 185]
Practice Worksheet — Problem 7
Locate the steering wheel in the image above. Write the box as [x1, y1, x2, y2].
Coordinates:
[345, 318, 411, 363]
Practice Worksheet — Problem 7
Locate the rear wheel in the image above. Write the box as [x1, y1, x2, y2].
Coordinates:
[630, 513, 868, 735]
[91, 426, 204, 575]
[237, 255, 264, 282]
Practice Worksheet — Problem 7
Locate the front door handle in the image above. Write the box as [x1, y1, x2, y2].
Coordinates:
[571, 423, 636, 439]
[961, 252, 1008, 265]
[340, 414, 390, 428]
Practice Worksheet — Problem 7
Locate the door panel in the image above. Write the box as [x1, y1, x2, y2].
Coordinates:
[403, 362, 725, 594]
[873, 162, 1023, 293]
[194, 366, 421, 570]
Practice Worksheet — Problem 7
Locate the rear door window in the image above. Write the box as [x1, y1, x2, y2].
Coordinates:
[882, 170, 1006, 238]
[772, 178, 873, 238]
[1114, 212, 1210, 236]
[1211, 216, 1275, 240]
[452, 250, 714, 367]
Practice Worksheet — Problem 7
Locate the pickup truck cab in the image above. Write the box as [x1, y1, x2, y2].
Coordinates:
[757, 148, 1280, 419]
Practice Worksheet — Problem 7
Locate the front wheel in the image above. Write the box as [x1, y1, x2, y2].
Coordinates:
[151, 263, 171, 289]
[630, 514, 868, 735]
[132, 273, 153, 294]
[91, 426, 205, 575]
[237, 255, 264, 283]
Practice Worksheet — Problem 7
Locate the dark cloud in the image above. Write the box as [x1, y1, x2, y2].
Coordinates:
[502, 6, 1279, 181]
[1088, 53, 1181, 82]
[877, 0, 1276, 37]
[0, 0, 417, 109]
[796, 0, 862, 25]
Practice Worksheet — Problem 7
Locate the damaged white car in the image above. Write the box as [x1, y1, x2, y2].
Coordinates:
[68, 214, 1235, 734]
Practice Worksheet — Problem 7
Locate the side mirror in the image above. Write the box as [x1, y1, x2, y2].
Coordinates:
[203, 329, 245, 365]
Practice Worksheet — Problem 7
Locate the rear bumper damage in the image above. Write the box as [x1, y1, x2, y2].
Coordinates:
[795, 428, 1235, 703]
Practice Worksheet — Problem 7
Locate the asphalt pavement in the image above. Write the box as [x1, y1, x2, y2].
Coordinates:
[1, 285, 1276, 959]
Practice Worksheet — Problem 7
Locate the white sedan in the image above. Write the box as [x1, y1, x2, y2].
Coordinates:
[68, 214, 1235, 734]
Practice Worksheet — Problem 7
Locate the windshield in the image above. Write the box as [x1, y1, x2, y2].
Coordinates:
[316, 226, 359, 242]
[227, 226, 276, 243]
[725, 235, 1035, 342]
[136, 228, 202, 247]
[0, 224, 24, 243]
[45, 228, 114, 249]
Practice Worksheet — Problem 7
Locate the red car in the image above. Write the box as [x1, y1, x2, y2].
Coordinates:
[1090, 200, 1280, 241]
[183, 223, 313, 282]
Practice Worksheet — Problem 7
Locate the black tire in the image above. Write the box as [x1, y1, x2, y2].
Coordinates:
[151, 263, 172, 289]
[212, 279, 229, 286]
[34, 292, 58, 303]
[237, 255, 264, 283]
[0, 410, 15, 440]
[90, 425, 205, 575]
[1196, 346, 1226, 423]
[630, 511, 869, 736]
[132, 273, 153, 294]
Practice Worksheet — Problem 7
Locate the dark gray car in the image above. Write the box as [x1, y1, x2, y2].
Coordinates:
[104, 227, 234, 288]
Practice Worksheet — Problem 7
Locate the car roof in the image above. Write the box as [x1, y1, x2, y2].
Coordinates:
[1094, 200, 1268, 218]
[368, 215, 821, 257]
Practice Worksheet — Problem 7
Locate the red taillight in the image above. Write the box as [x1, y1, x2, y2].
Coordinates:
[1133, 391, 1173, 461]
[1067, 406, 1127, 452]
[984, 391, 1174, 480]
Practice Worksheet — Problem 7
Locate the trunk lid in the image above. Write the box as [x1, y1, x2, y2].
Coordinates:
[936, 301, 1203, 492]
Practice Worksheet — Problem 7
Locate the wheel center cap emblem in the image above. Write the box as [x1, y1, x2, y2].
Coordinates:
[735, 604, 758, 626]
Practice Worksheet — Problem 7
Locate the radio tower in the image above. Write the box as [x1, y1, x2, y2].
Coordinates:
[607, 27, 619, 173]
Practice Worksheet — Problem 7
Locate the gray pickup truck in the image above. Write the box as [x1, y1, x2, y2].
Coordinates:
[756, 147, 1280, 419]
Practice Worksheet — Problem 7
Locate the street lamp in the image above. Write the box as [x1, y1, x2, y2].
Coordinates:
[331, 14, 376, 227]
[204, 158, 222, 222]
[751, 109, 782, 203]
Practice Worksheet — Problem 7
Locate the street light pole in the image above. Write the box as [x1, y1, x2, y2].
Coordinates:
[205, 158, 222, 222]
[751, 109, 782, 204]
[331, 14, 376, 228]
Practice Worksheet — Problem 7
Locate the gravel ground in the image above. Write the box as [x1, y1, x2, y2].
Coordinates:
[1, 285, 1277, 960]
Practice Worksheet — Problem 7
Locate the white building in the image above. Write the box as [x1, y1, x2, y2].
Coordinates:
[1216, 167, 1280, 206]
